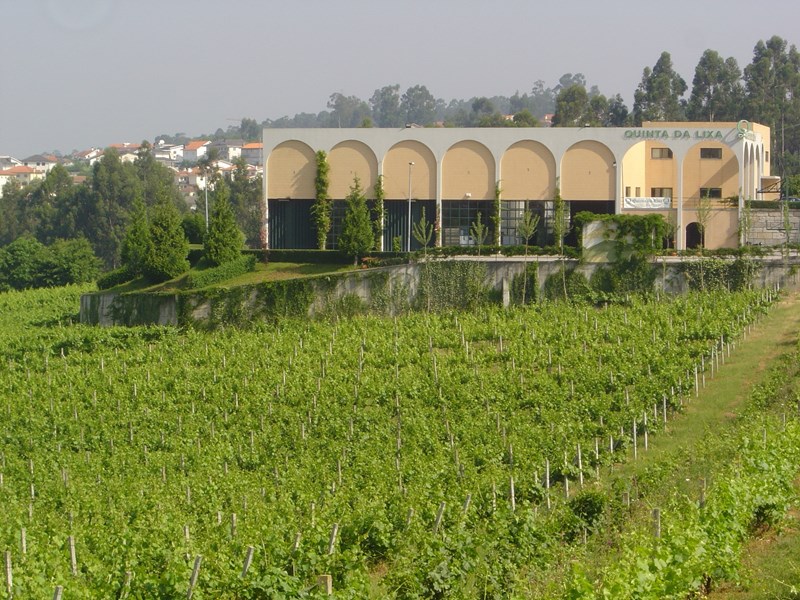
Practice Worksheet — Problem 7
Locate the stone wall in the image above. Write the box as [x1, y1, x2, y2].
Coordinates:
[80, 256, 800, 327]
[748, 208, 800, 246]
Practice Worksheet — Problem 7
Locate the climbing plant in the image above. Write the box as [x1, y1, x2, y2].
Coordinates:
[312, 150, 331, 250]
[372, 175, 386, 251]
[491, 180, 502, 245]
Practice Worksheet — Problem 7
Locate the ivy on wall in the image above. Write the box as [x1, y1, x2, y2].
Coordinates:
[312, 150, 331, 250]
[415, 261, 491, 312]
[680, 257, 759, 292]
[574, 212, 669, 257]
[372, 175, 385, 251]
[491, 180, 502, 245]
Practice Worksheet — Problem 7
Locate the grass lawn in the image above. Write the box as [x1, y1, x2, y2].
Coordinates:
[104, 261, 356, 293]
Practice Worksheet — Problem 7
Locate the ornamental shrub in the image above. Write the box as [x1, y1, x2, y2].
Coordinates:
[204, 180, 244, 266]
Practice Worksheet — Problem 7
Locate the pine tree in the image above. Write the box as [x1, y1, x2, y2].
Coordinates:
[204, 179, 245, 266]
[338, 176, 374, 264]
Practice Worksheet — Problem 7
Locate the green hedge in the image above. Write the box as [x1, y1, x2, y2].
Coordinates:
[185, 255, 256, 289]
[420, 244, 580, 259]
[749, 200, 800, 209]
[97, 266, 135, 290]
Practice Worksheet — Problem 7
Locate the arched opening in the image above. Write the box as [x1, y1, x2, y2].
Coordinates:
[267, 140, 317, 249]
[441, 140, 495, 247]
[499, 140, 556, 246]
[686, 222, 703, 249]
[383, 141, 437, 251]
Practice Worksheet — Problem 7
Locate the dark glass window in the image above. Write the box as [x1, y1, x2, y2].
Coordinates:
[441, 200, 494, 246]
[699, 187, 722, 199]
[700, 147, 722, 159]
[651, 147, 673, 159]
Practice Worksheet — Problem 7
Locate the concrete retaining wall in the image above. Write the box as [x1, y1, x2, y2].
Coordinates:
[80, 256, 800, 327]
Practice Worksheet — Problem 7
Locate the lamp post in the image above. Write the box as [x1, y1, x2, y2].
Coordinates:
[204, 180, 209, 231]
[407, 162, 415, 252]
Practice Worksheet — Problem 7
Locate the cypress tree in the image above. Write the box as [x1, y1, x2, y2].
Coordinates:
[144, 195, 189, 282]
[204, 179, 244, 266]
[338, 176, 374, 264]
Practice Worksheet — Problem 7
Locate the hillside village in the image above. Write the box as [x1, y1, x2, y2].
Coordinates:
[0, 139, 264, 209]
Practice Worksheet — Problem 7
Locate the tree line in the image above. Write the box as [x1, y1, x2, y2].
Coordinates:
[0, 143, 262, 283]
[180, 35, 797, 184]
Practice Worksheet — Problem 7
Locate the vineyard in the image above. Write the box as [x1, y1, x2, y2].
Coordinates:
[0, 284, 795, 598]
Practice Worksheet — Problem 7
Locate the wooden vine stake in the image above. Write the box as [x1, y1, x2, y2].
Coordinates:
[652, 508, 661, 538]
[187, 555, 202, 599]
[117, 572, 132, 598]
[68, 536, 77, 576]
[241, 546, 254, 578]
[327, 523, 339, 555]
[643, 412, 648, 451]
[4, 550, 11, 599]
[317, 574, 333, 595]
[433, 501, 446, 533]
[53, 586, 63, 600]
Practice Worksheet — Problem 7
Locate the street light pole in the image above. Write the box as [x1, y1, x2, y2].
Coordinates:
[204, 180, 209, 231]
[407, 162, 415, 252]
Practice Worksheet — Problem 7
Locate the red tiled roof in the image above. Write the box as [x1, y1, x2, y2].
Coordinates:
[242, 143, 262, 149]
[184, 140, 209, 151]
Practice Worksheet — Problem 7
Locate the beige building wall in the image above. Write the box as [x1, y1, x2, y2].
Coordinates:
[383, 141, 436, 200]
[442, 140, 494, 199]
[753, 122, 771, 175]
[622, 142, 646, 197]
[682, 142, 739, 200]
[561, 141, 615, 200]
[500, 141, 556, 199]
[328, 140, 378, 199]
[684, 208, 739, 248]
[644, 142, 679, 195]
[267, 140, 316, 199]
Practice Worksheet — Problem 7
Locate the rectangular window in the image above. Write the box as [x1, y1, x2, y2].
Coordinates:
[441, 200, 494, 246]
[625, 186, 631, 197]
[500, 200, 545, 246]
[635, 187, 641, 196]
[651, 188, 673, 198]
[699, 187, 722, 199]
[651, 147, 673, 159]
[765, 151, 770, 162]
[700, 147, 722, 159]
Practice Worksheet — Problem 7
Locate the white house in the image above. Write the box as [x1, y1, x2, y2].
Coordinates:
[0, 166, 45, 197]
[241, 142, 262, 165]
[209, 139, 243, 162]
[183, 140, 210, 163]
[21, 154, 58, 174]
[0, 156, 22, 170]
[154, 141, 184, 164]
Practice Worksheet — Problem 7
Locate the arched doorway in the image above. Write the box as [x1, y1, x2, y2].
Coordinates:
[686, 222, 703, 249]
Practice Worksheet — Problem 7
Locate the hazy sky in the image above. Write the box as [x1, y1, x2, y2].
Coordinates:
[2, 0, 799, 158]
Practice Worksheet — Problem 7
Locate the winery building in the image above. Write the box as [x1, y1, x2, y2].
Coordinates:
[261, 121, 773, 251]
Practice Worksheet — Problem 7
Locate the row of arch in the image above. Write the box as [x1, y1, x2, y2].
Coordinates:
[265, 137, 755, 204]
[266, 139, 619, 201]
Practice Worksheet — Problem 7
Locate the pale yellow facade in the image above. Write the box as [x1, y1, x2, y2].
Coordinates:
[263, 122, 771, 250]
